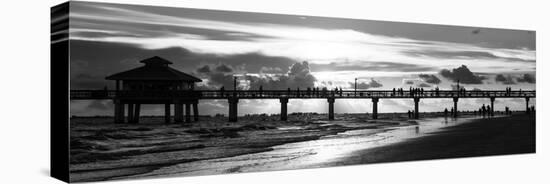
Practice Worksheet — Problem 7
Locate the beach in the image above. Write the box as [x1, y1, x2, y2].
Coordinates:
[69, 113, 535, 182]
[336, 114, 536, 165]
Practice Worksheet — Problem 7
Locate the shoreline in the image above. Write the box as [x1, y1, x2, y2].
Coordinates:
[69, 113, 412, 182]
[330, 114, 535, 165]
[69, 113, 534, 182]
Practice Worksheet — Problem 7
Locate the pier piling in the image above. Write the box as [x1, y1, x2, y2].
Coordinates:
[134, 103, 140, 123]
[127, 103, 134, 123]
[372, 98, 379, 119]
[174, 103, 183, 123]
[414, 98, 420, 119]
[280, 98, 288, 121]
[193, 101, 199, 121]
[490, 97, 495, 116]
[453, 97, 459, 118]
[164, 103, 171, 124]
[328, 98, 335, 120]
[185, 103, 192, 123]
[228, 98, 239, 122]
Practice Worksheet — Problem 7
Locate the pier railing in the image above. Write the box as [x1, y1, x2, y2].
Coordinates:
[70, 89, 536, 100]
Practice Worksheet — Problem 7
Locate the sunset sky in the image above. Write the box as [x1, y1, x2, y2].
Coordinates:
[66, 1, 536, 116]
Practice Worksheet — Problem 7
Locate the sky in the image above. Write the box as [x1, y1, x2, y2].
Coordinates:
[65, 1, 536, 116]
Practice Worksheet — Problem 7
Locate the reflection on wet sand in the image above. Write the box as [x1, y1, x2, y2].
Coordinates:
[122, 116, 479, 180]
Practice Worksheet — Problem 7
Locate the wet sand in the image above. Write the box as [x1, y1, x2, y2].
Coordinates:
[69, 113, 535, 182]
[334, 114, 536, 165]
[69, 113, 411, 182]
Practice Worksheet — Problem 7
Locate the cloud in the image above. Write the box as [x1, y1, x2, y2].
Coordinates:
[247, 61, 317, 90]
[439, 65, 485, 84]
[418, 74, 441, 84]
[259, 67, 283, 74]
[405, 81, 414, 85]
[348, 78, 383, 89]
[517, 74, 535, 83]
[197, 61, 317, 90]
[495, 74, 516, 84]
[405, 50, 534, 63]
[310, 61, 437, 73]
[472, 28, 481, 34]
[417, 83, 432, 88]
[196, 65, 211, 73]
[215, 64, 233, 73]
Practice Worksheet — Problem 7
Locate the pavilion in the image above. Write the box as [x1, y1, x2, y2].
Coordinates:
[106, 56, 202, 124]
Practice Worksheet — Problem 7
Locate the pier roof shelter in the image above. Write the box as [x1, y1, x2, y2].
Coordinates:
[106, 56, 202, 91]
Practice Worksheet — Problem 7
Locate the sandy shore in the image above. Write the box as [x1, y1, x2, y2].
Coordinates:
[332, 114, 535, 165]
[68, 113, 535, 182]
[69, 113, 413, 182]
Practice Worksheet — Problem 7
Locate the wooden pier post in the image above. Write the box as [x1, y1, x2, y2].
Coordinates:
[526, 97, 530, 114]
[165, 103, 171, 124]
[280, 98, 288, 121]
[127, 103, 134, 123]
[185, 103, 192, 123]
[414, 97, 420, 119]
[228, 98, 239, 122]
[453, 97, 459, 118]
[328, 98, 335, 120]
[174, 102, 184, 123]
[134, 103, 140, 123]
[114, 99, 123, 123]
[490, 97, 495, 116]
[193, 101, 199, 121]
[372, 98, 379, 119]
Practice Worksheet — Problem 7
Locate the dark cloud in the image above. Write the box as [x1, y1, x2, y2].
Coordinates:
[439, 65, 485, 84]
[417, 83, 431, 88]
[517, 74, 535, 83]
[247, 61, 317, 90]
[495, 74, 516, 84]
[418, 74, 441, 84]
[69, 40, 296, 89]
[348, 78, 383, 89]
[196, 65, 211, 73]
[215, 64, 233, 73]
[198, 61, 317, 90]
[310, 61, 437, 73]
